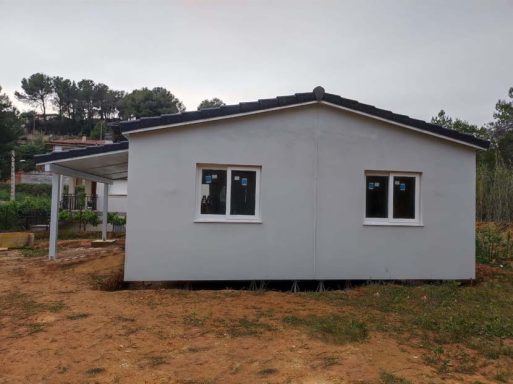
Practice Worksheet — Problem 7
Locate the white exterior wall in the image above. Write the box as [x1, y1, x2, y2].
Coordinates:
[96, 180, 128, 213]
[124, 104, 476, 281]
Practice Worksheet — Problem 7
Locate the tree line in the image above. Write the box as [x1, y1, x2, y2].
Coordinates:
[0, 74, 227, 178]
[430, 88, 513, 222]
[15, 72, 226, 121]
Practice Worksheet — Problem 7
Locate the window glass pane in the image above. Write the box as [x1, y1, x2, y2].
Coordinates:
[230, 170, 256, 215]
[200, 169, 226, 214]
[393, 176, 416, 219]
[366, 175, 388, 218]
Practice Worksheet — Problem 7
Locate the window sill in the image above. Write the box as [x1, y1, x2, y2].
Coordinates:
[194, 217, 262, 224]
[363, 220, 423, 227]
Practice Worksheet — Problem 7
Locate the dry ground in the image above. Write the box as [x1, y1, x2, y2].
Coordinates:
[1, 239, 512, 384]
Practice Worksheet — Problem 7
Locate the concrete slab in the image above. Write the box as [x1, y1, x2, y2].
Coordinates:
[0, 232, 34, 249]
[91, 239, 117, 248]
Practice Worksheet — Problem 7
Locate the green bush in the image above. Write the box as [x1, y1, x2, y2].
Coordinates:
[0, 201, 19, 230]
[73, 210, 100, 230]
[107, 212, 126, 226]
[59, 210, 71, 222]
[0, 196, 50, 230]
[476, 224, 513, 265]
[0, 183, 51, 201]
[16, 184, 51, 197]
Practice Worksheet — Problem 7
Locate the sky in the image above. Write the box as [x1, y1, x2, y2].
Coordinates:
[0, 0, 512, 126]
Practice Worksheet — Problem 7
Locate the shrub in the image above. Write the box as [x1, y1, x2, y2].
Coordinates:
[0, 196, 50, 230]
[59, 210, 71, 222]
[107, 212, 126, 226]
[73, 210, 100, 230]
[0, 184, 51, 201]
[476, 223, 513, 265]
[0, 201, 19, 230]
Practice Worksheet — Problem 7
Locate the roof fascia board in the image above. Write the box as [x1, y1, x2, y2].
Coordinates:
[320, 101, 485, 150]
[37, 149, 128, 166]
[49, 163, 113, 184]
[122, 101, 318, 136]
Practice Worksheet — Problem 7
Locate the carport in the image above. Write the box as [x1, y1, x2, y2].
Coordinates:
[34, 142, 129, 259]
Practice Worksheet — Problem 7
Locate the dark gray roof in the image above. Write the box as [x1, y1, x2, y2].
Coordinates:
[35, 141, 128, 164]
[119, 86, 489, 149]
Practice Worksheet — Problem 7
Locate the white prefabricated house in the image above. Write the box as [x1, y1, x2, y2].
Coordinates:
[36, 87, 489, 281]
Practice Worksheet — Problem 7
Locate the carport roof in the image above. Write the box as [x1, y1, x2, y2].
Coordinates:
[35, 141, 128, 182]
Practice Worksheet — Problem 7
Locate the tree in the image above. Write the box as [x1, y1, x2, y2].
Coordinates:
[197, 98, 225, 110]
[431, 110, 490, 141]
[15, 73, 53, 120]
[90, 121, 107, 140]
[490, 87, 513, 138]
[119, 87, 185, 119]
[93, 83, 109, 120]
[77, 79, 96, 121]
[52, 77, 73, 118]
[15, 135, 49, 172]
[93, 84, 123, 119]
[0, 86, 21, 180]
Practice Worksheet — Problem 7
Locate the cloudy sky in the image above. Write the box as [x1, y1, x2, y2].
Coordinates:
[1, 0, 512, 125]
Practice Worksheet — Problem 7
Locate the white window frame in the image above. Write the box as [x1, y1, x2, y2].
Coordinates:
[364, 171, 422, 226]
[195, 164, 262, 223]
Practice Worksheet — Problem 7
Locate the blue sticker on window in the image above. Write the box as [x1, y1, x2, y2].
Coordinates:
[241, 178, 248, 186]
[400, 183, 406, 191]
[368, 182, 374, 190]
[205, 175, 212, 184]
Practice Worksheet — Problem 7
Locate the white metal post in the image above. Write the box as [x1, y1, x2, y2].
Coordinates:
[102, 183, 109, 241]
[10, 150, 15, 201]
[49, 172, 61, 259]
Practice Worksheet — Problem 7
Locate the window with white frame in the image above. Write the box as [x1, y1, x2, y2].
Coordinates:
[365, 171, 421, 225]
[196, 165, 261, 222]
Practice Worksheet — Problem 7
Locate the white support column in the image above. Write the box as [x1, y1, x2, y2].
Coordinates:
[59, 175, 64, 201]
[49, 172, 61, 259]
[10, 150, 15, 201]
[102, 183, 109, 241]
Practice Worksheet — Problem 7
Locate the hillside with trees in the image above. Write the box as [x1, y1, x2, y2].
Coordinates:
[12, 73, 188, 138]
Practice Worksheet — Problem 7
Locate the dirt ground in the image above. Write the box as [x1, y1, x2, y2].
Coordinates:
[0, 239, 510, 384]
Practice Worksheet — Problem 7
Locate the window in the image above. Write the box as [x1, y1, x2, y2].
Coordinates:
[364, 171, 420, 225]
[197, 165, 261, 222]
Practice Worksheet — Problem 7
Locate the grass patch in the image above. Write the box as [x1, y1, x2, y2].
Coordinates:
[183, 312, 206, 327]
[215, 317, 274, 337]
[20, 247, 47, 257]
[380, 371, 412, 384]
[494, 370, 513, 383]
[283, 314, 368, 344]
[28, 323, 45, 334]
[67, 313, 89, 320]
[314, 274, 513, 355]
[186, 346, 210, 353]
[47, 301, 66, 313]
[257, 368, 278, 376]
[85, 367, 105, 376]
[0, 290, 64, 319]
[230, 317, 274, 337]
[149, 356, 166, 366]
